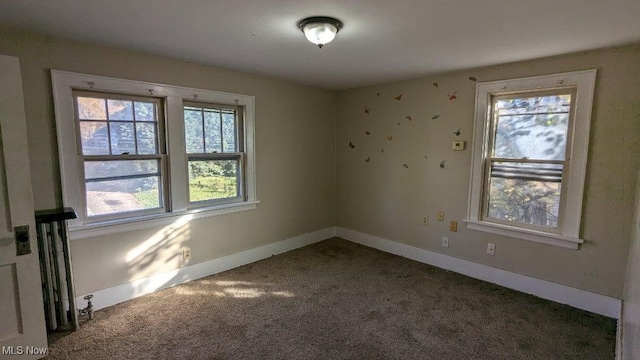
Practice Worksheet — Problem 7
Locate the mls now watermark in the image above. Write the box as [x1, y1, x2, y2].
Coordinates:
[2, 346, 49, 356]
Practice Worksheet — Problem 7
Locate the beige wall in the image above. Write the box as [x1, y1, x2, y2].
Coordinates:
[1, 24, 638, 300]
[622, 170, 640, 358]
[337, 44, 640, 298]
[0, 26, 337, 294]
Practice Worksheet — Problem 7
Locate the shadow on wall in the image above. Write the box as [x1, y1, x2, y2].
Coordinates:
[125, 215, 192, 294]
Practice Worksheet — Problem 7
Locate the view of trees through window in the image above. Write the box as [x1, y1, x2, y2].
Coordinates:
[183, 104, 241, 203]
[75, 94, 162, 217]
[485, 93, 571, 228]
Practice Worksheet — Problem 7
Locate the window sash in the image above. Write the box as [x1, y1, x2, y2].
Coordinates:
[183, 101, 244, 155]
[480, 89, 576, 233]
[186, 153, 245, 207]
[72, 90, 168, 222]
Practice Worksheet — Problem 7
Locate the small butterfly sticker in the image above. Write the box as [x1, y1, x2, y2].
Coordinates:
[394, 93, 403, 101]
[386, 136, 393, 141]
[452, 128, 461, 136]
[365, 157, 371, 163]
[448, 92, 458, 101]
[381, 149, 385, 153]
[469, 76, 477, 82]
[431, 114, 440, 120]
[424, 155, 428, 159]
[406, 116, 412, 121]
[364, 107, 370, 114]
[433, 82, 439, 88]
[396, 122, 401, 126]
[439, 160, 446, 169]
[349, 142, 356, 149]
[403, 163, 409, 169]
[376, 92, 381, 97]
[365, 131, 371, 135]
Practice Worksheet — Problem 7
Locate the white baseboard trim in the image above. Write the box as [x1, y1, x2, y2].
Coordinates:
[337, 227, 621, 319]
[76, 227, 337, 311]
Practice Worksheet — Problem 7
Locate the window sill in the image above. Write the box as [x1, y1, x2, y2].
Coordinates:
[69, 200, 259, 240]
[463, 219, 583, 250]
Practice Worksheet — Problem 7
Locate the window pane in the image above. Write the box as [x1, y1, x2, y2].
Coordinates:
[86, 176, 161, 216]
[188, 158, 239, 202]
[79, 121, 110, 155]
[134, 102, 155, 121]
[107, 99, 133, 121]
[487, 177, 561, 228]
[184, 109, 204, 153]
[85, 160, 159, 180]
[204, 110, 222, 153]
[222, 111, 236, 152]
[110, 122, 136, 154]
[496, 95, 570, 115]
[493, 95, 570, 161]
[77, 97, 107, 120]
[136, 122, 157, 154]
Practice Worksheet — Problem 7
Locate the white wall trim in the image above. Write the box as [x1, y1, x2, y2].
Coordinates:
[337, 227, 621, 319]
[76, 227, 336, 311]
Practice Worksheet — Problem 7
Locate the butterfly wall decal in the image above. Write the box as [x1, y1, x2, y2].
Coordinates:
[406, 116, 412, 121]
[365, 157, 371, 163]
[448, 92, 458, 101]
[396, 122, 401, 126]
[386, 136, 393, 141]
[381, 149, 385, 153]
[395, 94, 403, 101]
[433, 83, 439, 88]
[376, 92, 380, 97]
[439, 160, 446, 169]
[365, 131, 371, 135]
[349, 142, 356, 149]
[403, 164, 409, 169]
[364, 107, 370, 114]
[452, 128, 461, 136]
[469, 76, 477, 81]
[431, 115, 440, 120]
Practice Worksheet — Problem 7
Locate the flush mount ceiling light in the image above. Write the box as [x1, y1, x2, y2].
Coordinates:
[298, 16, 343, 48]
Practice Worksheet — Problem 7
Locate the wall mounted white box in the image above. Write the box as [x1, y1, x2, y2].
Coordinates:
[452, 141, 465, 151]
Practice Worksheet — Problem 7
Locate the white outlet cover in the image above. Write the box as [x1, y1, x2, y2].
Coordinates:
[442, 237, 449, 248]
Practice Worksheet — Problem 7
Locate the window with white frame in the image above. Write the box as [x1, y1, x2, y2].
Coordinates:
[183, 102, 245, 205]
[73, 91, 167, 221]
[465, 70, 596, 249]
[52, 70, 257, 239]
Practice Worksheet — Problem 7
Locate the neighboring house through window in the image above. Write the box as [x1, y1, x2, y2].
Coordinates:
[465, 70, 597, 249]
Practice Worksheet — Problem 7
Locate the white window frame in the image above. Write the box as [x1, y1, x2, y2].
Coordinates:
[52, 70, 258, 240]
[183, 101, 246, 207]
[465, 69, 596, 249]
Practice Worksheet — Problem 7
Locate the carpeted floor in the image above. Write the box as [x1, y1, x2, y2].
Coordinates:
[46, 238, 616, 359]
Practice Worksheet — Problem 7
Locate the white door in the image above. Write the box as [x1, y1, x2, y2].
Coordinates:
[0, 54, 48, 358]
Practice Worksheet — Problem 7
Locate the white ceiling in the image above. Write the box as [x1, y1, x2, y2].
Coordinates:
[1, 0, 639, 90]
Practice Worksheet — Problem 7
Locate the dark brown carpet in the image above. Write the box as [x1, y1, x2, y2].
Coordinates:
[46, 238, 616, 359]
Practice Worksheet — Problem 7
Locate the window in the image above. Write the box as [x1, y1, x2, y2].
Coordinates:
[183, 102, 244, 205]
[52, 71, 257, 239]
[466, 70, 596, 249]
[73, 91, 166, 221]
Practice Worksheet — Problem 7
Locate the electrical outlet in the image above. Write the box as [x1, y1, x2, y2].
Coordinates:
[487, 243, 496, 256]
[183, 248, 191, 261]
[437, 211, 444, 221]
[422, 216, 429, 225]
[442, 237, 449, 248]
[449, 221, 458, 232]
